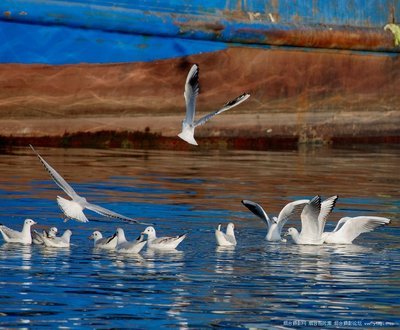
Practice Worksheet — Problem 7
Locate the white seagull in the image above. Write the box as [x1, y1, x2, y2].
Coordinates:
[285, 195, 338, 245]
[142, 226, 186, 250]
[89, 230, 118, 250]
[40, 229, 72, 248]
[0, 219, 37, 245]
[115, 228, 147, 253]
[242, 199, 309, 242]
[33, 227, 58, 245]
[30, 145, 147, 224]
[322, 216, 391, 244]
[215, 223, 237, 247]
[178, 64, 250, 145]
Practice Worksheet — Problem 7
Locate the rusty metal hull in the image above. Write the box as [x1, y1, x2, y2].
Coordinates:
[0, 1, 399, 147]
[1, 46, 399, 146]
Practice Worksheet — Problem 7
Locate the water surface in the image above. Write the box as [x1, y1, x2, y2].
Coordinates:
[0, 146, 399, 329]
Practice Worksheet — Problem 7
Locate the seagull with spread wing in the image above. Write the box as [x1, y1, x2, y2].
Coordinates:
[242, 199, 309, 242]
[30, 145, 147, 224]
[285, 195, 338, 245]
[322, 216, 390, 244]
[178, 64, 250, 145]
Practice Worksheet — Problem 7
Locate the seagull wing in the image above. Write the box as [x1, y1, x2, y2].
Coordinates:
[318, 195, 338, 236]
[183, 64, 199, 125]
[105, 233, 118, 244]
[30, 145, 79, 199]
[276, 199, 309, 231]
[336, 216, 391, 243]
[332, 216, 352, 232]
[85, 202, 151, 225]
[194, 93, 250, 127]
[154, 234, 186, 245]
[300, 195, 321, 239]
[241, 199, 272, 229]
[0, 225, 23, 239]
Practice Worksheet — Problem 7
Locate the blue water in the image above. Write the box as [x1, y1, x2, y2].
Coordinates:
[0, 146, 399, 329]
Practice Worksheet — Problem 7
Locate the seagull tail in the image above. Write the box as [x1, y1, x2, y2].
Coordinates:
[178, 130, 198, 146]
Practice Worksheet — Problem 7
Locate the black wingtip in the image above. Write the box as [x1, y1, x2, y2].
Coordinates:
[331, 195, 339, 209]
[224, 92, 250, 107]
[241, 199, 254, 206]
[187, 64, 199, 90]
[309, 195, 321, 209]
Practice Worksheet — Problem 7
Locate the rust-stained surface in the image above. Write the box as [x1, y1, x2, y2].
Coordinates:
[174, 22, 397, 52]
[238, 26, 395, 50]
[0, 46, 399, 148]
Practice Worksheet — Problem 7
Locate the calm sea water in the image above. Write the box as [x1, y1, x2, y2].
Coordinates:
[0, 146, 399, 329]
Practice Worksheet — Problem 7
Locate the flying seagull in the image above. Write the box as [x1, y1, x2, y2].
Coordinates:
[178, 64, 250, 145]
[30, 145, 148, 224]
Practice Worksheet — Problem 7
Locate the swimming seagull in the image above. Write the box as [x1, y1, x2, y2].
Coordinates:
[115, 228, 147, 253]
[30, 145, 147, 224]
[215, 223, 237, 247]
[178, 64, 250, 145]
[0, 219, 37, 245]
[322, 216, 391, 244]
[33, 227, 58, 245]
[285, 195, 338, 245]
[241, 199, 309, 242]
[39, 229, 72, 248]
[89, 230, 118, 250]
[142, 226, 186, 250]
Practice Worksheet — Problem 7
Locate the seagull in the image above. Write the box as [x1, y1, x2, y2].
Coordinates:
[0, 219, 37, 245]
[322, 216, 391, 244]
[178, 64, 250, 145]
[89, 230, 118, 250]
[241, 199, 309, 242]
[285, 195, 338, 245]
[40, 229, 72, 248]
[115, 228, 147, 253]
[30, 145, 147, 224]
[215, 223, 237, 247]
[33, 227, 58, 245]
[142, 226, 186, 250]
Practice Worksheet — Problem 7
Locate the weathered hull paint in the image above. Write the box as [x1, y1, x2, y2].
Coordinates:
[0, 0, 399, 147]
[1, 46, 399, 146]
[1, 0, 399, 55]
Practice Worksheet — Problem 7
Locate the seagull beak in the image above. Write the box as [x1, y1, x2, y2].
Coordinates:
[88, 234, 94, 240]
[283, 231, 289, 237]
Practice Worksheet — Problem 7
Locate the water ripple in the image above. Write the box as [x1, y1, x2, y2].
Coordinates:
[0, 146, 399, 328]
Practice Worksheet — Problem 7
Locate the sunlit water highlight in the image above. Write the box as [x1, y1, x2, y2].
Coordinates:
[0, 146, 399, 328]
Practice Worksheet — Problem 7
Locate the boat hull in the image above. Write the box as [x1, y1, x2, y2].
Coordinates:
[1, 1, 399, 147]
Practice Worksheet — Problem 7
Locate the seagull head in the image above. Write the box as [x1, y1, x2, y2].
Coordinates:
[49, 227, 58, 236]
[89, 231, 102, 240]
[142, 226, 156, 239]
[24, 219, 37, 226]
[285, 227, 298, 237]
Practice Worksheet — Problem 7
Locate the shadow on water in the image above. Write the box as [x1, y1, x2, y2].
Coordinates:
[0, 145, 399, 328]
